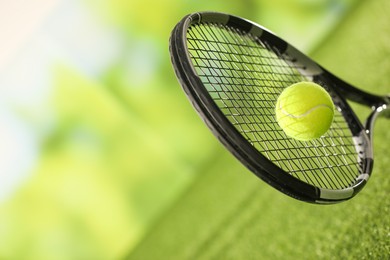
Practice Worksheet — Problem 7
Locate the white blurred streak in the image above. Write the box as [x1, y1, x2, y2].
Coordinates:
[0, 36, 53, 110]
[0, 0, 124, 201]
[0, 0, 60, 71]
[0, 110, 38, 202]
[43, 0, 124, 77]
[0, 0, 59, 202]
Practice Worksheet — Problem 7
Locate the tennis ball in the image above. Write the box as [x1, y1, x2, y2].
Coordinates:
[275, 81, 335, 141]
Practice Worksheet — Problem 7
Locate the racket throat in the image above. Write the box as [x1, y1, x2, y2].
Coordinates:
[365, 102, 389, 141]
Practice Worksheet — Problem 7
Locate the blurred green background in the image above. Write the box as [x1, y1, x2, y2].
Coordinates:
[0, 0, 388, 259]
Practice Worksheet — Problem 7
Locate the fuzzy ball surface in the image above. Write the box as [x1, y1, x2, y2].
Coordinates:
[275, 81, 335, 141]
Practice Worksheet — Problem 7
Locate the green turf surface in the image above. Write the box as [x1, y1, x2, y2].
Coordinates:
[127, 0, 390, 259]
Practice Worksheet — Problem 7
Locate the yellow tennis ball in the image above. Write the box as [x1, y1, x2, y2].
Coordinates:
[275, 81, 335, 141]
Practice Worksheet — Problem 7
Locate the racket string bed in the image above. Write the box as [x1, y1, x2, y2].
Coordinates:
[187, 23, 361, 190]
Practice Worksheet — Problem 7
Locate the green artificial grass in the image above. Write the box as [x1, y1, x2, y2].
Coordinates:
[127, 0, 390, 259]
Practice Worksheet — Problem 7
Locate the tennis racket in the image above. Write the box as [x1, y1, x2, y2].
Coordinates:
[169, 12, 389, 204]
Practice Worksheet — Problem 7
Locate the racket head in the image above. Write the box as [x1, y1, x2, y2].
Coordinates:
[169, 12, 373, 204]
